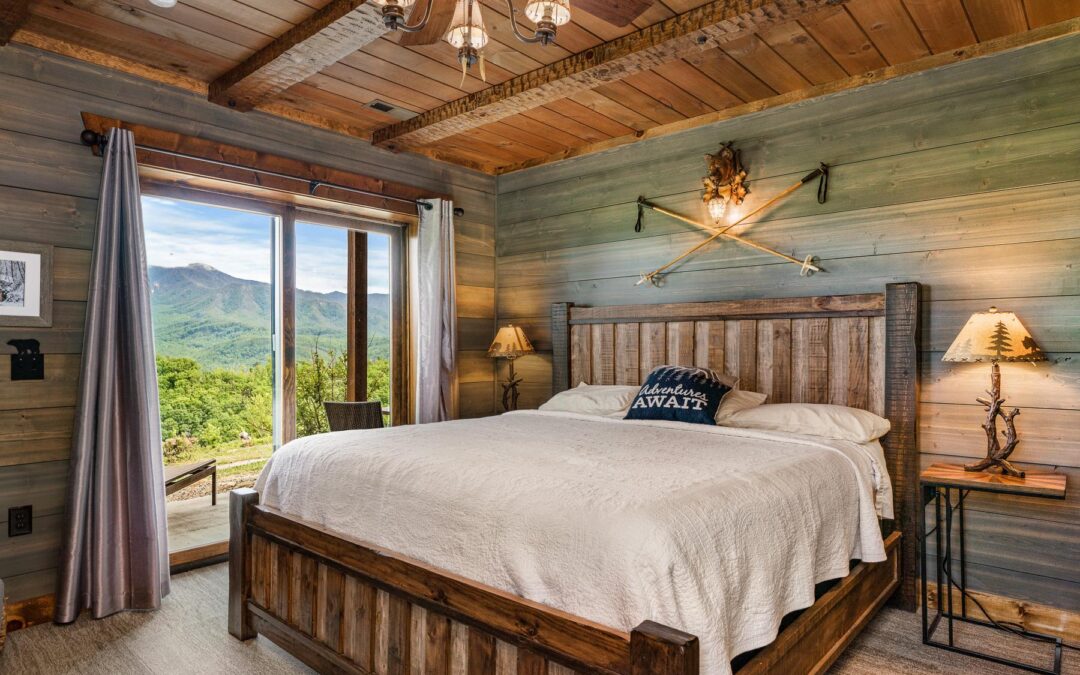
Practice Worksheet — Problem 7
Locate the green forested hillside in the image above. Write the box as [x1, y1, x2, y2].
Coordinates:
[149, 264, 389, 369]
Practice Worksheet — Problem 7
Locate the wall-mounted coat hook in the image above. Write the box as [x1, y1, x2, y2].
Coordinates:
[8, 339, 44, 381]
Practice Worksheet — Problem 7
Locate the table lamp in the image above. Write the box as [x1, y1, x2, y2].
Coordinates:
[942, 306, 1045, 477]
[487, 324, 534, 411]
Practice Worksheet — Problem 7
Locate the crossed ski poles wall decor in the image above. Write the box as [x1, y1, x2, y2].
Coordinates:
[635, 163, 829, 288]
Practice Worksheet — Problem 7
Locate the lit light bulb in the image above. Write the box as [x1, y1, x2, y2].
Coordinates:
[707, 196, 727, 223]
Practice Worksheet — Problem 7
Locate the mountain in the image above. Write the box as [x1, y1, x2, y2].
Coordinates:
[148, 264, 389, 370]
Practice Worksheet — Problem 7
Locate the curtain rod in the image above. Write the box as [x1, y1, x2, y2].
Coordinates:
[79, 129, 434, 211]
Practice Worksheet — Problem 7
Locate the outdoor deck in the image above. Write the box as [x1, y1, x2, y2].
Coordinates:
[167, 495, 229, 564]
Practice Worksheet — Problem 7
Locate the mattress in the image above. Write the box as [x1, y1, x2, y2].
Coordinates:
[255, 410, 890, 674]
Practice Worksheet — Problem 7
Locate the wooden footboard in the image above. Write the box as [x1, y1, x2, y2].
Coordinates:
[229, 488, 899, 674]
[737, 530, 901, 674]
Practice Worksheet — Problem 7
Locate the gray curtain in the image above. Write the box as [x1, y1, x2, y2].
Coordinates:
[55, 128, 170, 623]
[415, 198, 458, 423]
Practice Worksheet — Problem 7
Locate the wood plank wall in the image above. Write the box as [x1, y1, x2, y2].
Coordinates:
[495, 34, 1080, 613]
[0, 44, 496, 605]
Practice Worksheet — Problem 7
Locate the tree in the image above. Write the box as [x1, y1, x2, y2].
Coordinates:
[986, 320, 1012, 357]
[156, 345, 393, 461]
[296, 338, 348, 437]
[0, 259, 27, 305]
[156, 355, 272, 457]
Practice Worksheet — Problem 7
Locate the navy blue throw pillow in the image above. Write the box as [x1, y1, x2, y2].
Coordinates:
[624, 365, 732, 425]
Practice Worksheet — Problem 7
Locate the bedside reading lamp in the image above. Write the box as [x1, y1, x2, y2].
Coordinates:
[942, 307, 1045, 477]
[487, 325, 534, 412]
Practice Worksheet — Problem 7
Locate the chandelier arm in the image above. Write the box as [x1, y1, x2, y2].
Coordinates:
[505, 0, 546, 43]
[395, 0, 435, 33]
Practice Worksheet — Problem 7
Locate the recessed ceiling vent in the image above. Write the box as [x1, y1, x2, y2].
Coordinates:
[366, 100, 416, 121]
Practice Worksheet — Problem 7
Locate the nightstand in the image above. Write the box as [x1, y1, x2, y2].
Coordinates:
[919, 463, 1067, 674]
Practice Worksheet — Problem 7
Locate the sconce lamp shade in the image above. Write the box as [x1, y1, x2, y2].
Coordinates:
[487, 325, 534, 359]
[942, 307, 1045, 363]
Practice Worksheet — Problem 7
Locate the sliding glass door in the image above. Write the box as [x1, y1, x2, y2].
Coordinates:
[143, 197, 406, 445]
[141, 191, 405, 560]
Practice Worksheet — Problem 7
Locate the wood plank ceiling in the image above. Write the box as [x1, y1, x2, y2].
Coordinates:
[6, 0, 1080, 174]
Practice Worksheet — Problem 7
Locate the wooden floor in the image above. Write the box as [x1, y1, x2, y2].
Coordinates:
[2, 564, 1074, 674]
[166, 496, 229, 554]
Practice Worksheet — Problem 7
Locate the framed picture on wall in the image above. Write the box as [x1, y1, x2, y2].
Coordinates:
[0, 240, 53, 328]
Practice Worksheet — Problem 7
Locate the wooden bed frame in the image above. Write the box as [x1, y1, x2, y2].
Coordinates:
[229, 283, 919, 674]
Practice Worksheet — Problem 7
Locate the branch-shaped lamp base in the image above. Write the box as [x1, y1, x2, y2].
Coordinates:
[500, 357, 522, 412]
[966, 362, 1024, 477]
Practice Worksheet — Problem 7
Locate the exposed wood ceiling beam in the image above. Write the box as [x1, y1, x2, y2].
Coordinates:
[494, 17, 1080, 174]
[12, 29, 372, 140]
[209, 0, 386, 112]
[11, 29, 495, 172]
[0, 0, 31, 46]
[371, 0, 842, 149]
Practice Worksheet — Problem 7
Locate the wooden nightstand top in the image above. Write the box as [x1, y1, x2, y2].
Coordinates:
[921, 463, 1066, 499]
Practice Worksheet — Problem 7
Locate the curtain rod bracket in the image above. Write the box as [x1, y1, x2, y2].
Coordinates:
[80, 129, 107, 149]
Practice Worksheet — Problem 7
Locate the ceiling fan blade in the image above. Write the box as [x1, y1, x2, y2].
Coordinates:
[397, 0, 458, 46]
[574, 0, 654, 27]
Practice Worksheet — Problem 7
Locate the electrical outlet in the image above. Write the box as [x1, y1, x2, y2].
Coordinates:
[9, 505, 32, 537]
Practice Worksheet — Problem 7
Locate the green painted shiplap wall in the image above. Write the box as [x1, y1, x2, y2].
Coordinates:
[495, 35, 1080, 611]
[0, 44, 497, 605]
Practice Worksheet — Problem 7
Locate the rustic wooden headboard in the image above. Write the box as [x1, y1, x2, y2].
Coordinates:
[551, 283, 920, 610]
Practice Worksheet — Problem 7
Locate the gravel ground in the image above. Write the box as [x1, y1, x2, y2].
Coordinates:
[165, 469, 262, 502]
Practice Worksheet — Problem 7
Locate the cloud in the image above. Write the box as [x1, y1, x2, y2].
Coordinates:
[294, 222, 391, 295]
[142, 196, 273, 283]
[142, 197, 393, 295]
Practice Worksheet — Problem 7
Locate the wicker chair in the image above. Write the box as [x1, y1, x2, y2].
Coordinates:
[323, 401, 385, 432]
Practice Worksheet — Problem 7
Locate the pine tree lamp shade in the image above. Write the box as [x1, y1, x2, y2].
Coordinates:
[488, 325, 534, 411]
[943, 307, 1045, 476]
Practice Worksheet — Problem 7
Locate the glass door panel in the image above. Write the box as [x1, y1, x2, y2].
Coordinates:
[294, 217, 396, 434]
[366, 231, 392, 421]
[141, 194, 279, 553]
[293, 221, 349, 437]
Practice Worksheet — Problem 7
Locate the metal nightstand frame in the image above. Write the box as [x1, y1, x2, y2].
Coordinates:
[919, 483, 1064, 674]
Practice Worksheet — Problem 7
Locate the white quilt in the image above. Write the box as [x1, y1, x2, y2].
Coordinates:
[255, 411, 890, 674]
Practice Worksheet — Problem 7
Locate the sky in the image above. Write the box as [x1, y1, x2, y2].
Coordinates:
[141, 196, 391, 294]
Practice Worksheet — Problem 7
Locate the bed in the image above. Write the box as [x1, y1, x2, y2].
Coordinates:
[228, 283, 919, 675]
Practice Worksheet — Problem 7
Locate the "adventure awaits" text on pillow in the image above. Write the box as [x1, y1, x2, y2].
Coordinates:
[624, 365, 732, 425]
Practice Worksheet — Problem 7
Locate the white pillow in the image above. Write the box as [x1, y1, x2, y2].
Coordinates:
[718, 403, 891, 443]
[539, 383, 640, 416]
[714, 389, 768, 423]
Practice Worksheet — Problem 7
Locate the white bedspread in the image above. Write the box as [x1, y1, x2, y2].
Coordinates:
[255, 411, 889, 674]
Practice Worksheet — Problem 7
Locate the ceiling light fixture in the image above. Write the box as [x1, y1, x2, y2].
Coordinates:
[148, 0, 177, 7]
[446, 0, 489, 78]
[375, 0, 570, 79]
